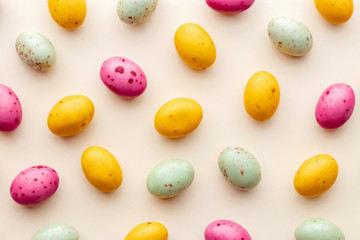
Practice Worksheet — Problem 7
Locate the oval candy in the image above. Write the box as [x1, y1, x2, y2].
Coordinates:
[0, 84, 22, 132]
[146, 159, 194, 198]
[315, 83, 355, 129]
[244, 71, 280, 121]
[154, 98, 203, 138]
[47, 95, 94, 137]
[218, 147, 261, 190]
[100, 56, 147, 98]
[125, 222, 168, 240]
[205, 0, 255, 14]
[205, 220, 252, 240]
[10, 165, 59, 206]
[81, 146, 123, 192]
[315, 0, 353, 24]
[32, 223, 79, 240]
[117, 0, 158, 24]
[174, 23, 216, 70]
[295, 218, 345, 240]
[16, 32, 56, 71]
[48, 0, 87, 30]
[268, 17, 313, 57]
[294, 154, 338, 197]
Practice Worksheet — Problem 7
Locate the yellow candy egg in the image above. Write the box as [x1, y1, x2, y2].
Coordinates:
[154, 98, 203, 138]
[244, 71, 280, 121]
[48, 0, 87, 30]
[125, 222, 168, 240]
[47, 95, 94, 137]
[81, 146, 123, 192]
[174, 23, 216, 70]
[314, 0, 353, 24]
[294, 154, 338, 197]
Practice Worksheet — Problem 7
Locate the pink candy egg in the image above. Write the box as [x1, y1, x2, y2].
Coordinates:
[315, 83, 355, 129]
[205, 0, 255, 14]
[100, 56, 147, 99]
[10, 165, 59, 206]
[205, 220, 252, 240]
[0, 83, 22, 132]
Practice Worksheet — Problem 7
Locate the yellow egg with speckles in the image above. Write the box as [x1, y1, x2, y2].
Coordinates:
[125, 222, 168, 240]
[294, 154, 338, 197]
[315, 0, 353, 24]
[48, 0, 87, 30]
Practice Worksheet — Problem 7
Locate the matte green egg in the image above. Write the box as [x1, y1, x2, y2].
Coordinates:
[146, 159, 194, 198]
[32, 223, 79, 240]
[295, 218, 345, 240]
[218, 146, 261, 190]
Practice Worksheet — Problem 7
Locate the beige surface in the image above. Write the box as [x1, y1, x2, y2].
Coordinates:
[1, 0, 360, 239]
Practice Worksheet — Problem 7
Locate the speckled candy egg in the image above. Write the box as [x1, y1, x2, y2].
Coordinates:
[125, 222, 168, 240]
[47, 95, 95, 137]
[15, 32, 56, 71]
[315, 0, 353, 24]
[218, 146, 261, 190]
[268, 17, 313, 57]
[315, 83, 355, 129]
[100, 57, 147, 98]
[81, 146, 123, 192]
[48, 0, 86, 30]
[205, 0, 255, 14]
[205, 220, 252, 240]
[146, 159, 194, 198]
[117, 0, 158, 24]
[10, 165, 59, 206]
[0, 84, 22, 132]
[33, 223, 79, 240]
[295, 218, 345, 240]
[294, 154, 338, 197]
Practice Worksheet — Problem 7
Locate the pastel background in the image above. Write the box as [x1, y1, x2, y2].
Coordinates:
[1, 0, 360, 239]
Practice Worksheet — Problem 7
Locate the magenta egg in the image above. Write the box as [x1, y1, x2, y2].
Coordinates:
[0, 83, 22, 132]
[10, 165, 59, 206]
[205, 0, 255, 14]
[315, 83, 355, 129]
[205, 219, 252, 240]
[100, 56, 147, 99]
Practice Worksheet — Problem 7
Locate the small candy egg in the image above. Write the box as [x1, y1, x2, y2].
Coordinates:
[154, 98, 203, 138]
[294, 154, 338, 197]
[32, 223, 79, 240]
[15, 32, 56, 71]
[315, 83, 355, 129]
[10, 165, 59, 206]
[174, 23, 216, 70]
[0, 84, 22, 132]
[205, 0, 255, 14]
[47, 95, 95, 137]
[117, 0, 158, 24]
[81, 146, 123, 192]
[218, 147, 261, 190]
[125, 222, 168, 240]
[100, 57, 147, 98]
[205, 220, 252, 240]
[295, 218, 345, 240]
[268, 17, 313, 57]
[315, 0, 353, 24]
[146, 159, 194, 198]
[244, 71, 280, 121]
[48, 0, 86, 30]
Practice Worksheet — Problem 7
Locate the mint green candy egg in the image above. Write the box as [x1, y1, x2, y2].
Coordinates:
[218, 146, 261, 190]
[146, 159, 194, 198]
[117, 0, 158, 24]
[295, 218, 345, 240]
[32, 223, 79, 240]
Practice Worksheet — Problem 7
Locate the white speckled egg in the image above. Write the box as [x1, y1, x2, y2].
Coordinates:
[117, 0, 158, 24]
[268, 17, 313, 57]
[15, 32, 56, 71]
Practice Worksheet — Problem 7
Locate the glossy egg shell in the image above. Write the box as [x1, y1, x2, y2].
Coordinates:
[205, 0, 255, 14]
[32, 223, 79, 240]
[295, 218, 345, 240]
[125, 222, 168, 240]
[205, 220, 252, 240]
[0, 84, 22, 132]
[48, 0, 86, 30]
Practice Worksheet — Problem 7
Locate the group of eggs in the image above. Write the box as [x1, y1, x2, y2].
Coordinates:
[0, 0, 355, 239]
